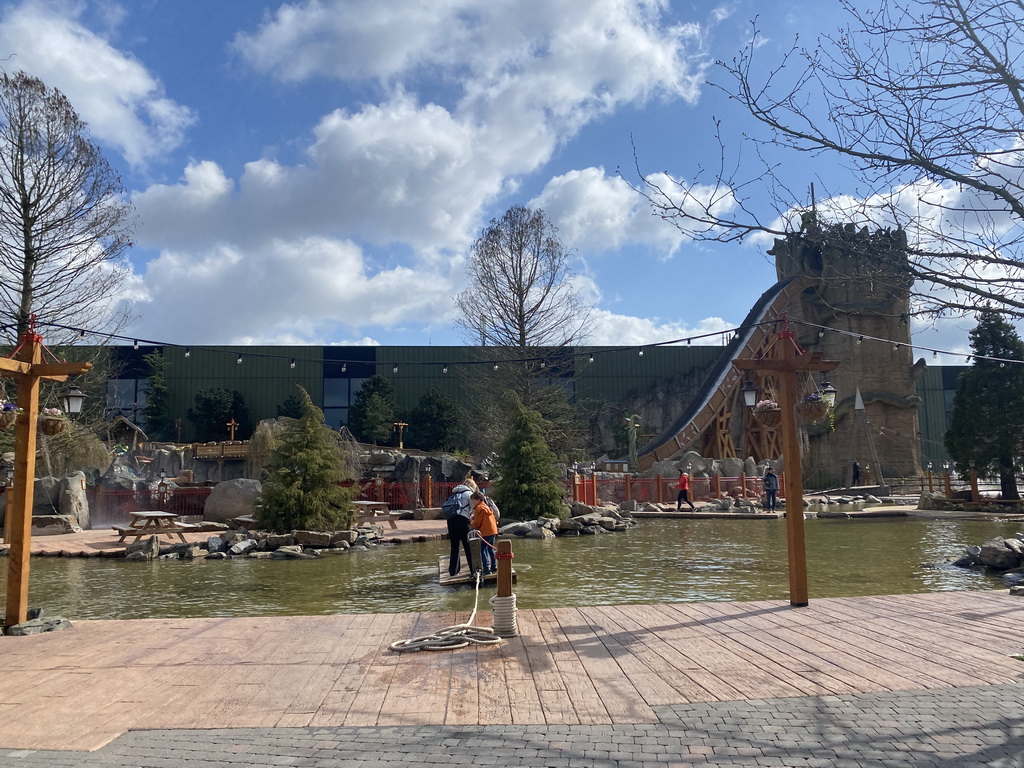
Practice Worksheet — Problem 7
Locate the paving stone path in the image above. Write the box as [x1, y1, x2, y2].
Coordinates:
[3, 682, 1022, 767]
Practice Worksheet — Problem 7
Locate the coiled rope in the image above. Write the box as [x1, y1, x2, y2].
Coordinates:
[390, 569, 505, 652]
[389, 544, 518, 652]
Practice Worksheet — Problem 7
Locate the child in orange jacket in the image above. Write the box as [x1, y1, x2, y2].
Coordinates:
[470, 491, 498, 574]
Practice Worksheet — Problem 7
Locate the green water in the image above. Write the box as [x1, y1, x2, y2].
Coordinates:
[5, 516, 1023, 619]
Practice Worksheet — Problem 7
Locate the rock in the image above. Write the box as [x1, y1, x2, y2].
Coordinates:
[618, 499, 640, 512]
[31, 477, 61, 515]
[205, 551, 228, 559]
[1010, 585, 1024, 596]
[978, 538, 1022, 570]
[124, 535, 160, 560]
[558, 517, 584, 533]
[30, 515, 81, 535]
[257, 533, 295, 550]
[273, 544, 316, 559]
[6, 616, 72, 635]
[206, 536, 227, 554]
[59, 472, 90, 529]
[230, 539, 258, 556]
[525, 526, 556, 539]
[203, 478, 262, 524]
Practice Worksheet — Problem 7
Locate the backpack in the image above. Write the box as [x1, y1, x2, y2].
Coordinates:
[441, 493, 465, 520]
[484, 495, 500, 522]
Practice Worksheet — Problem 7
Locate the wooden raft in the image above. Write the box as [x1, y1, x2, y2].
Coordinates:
[438, 555, 516, 587]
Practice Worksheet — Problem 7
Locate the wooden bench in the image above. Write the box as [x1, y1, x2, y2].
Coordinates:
[112, 523, 190, 543]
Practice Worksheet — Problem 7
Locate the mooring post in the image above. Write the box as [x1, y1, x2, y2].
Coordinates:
[496, 539, 513, 597]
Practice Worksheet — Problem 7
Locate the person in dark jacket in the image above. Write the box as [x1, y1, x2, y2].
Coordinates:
[446, 479, 477, 576]
[762, 466, 780, 511]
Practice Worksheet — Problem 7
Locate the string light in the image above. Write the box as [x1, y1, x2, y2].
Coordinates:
[493, 363, 499, 370]
[392, 365, 399, 373]
[638, 348, 644, 357]
[588, 354, 595, 363]
[442, 364, 448, 374]
[857, 336, 864, 344]
[184, 348, 191, 358]
[892, 343, 899, 351]
[341, 363, 346, 373]
[289, 359, 296, 369]
[540, 360, 546, 368]
[133, 340, 139, 350]
[236, 355, 243, 364]
[932, 350, 937, 359]
[818, 329, 825, 338]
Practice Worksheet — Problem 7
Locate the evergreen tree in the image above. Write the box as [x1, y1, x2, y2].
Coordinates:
[276, 394, 304, 419]
[945, 308, 1024, 499]
[141, 350, 174, 441]
[187, 387, 250, 441]
[409, 383, 462, 451]
[254, 387, 356, 533]
[492, 395, 567, 520]
[348, 375, 397, 444]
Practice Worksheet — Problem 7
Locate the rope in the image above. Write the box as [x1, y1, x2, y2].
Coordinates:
[389, 570, 511, 653]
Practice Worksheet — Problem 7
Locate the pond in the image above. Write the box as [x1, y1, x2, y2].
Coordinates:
[4, 515, 1022, 620]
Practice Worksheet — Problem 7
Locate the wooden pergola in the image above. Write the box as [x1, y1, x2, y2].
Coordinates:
[2, 323, 90, 630]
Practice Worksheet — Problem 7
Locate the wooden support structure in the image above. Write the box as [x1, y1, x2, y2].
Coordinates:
[733, 323, 838, 607]
[496, 539, 513, 597]
[2, 324, 91, 629]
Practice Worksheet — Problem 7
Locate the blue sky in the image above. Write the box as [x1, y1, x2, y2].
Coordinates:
[0, 0, 977, 358]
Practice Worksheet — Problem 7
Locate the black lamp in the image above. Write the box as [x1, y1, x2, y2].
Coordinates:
[820, 379, 837, 408]
[61, 386, 86, 415]
[740, 378, 758, 408]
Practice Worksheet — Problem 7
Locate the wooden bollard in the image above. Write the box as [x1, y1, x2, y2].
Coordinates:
[496, 539, 513, 597]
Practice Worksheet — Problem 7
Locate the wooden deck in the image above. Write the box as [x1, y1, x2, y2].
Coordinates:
[1, 590, 1023, 752]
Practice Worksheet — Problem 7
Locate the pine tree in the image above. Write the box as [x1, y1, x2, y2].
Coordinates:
[187, 387, 250, 441]
[141, 351, 174, 441]
[409, 383, 461, 451]
[348, 375, 398, 444]
[492, 395, 567, 520]
[254, 387, 356, 533]
[945, 308, 1024, 499]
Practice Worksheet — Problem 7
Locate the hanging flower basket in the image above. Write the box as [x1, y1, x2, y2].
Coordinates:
[38, 409, 67, 436]
[752, 400, 781, 427]
[797, 399, 829, 422]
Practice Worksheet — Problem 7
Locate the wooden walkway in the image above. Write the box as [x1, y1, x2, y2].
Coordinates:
[1, 590, 1023, 751]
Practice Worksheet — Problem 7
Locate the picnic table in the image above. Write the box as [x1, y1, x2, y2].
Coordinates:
[112, 510, 189, 544]
[352, 500, 399, 529]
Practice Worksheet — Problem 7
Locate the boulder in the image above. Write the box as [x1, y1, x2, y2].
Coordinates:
[125, 535, 160, 561]
[30, 515, 82, 535]
[978, 538, 1022, 570]
[59, 472, 90, 529]
[204, 478, 262, 523]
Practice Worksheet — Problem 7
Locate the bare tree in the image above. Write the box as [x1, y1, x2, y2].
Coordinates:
[636, 0, 1024, 320]
[0, 71, 133, 344]
[455, 205, 593, 459]
[456, 205, 590, 349]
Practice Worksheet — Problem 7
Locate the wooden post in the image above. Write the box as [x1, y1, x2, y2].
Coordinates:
[423, 474, 433, 508]
[970, 470, 979, 502]
[739, 473, 747, 498]
[3, 325, 91, 629]
[496, 539, 513, 597]
[734, 324, 838, 608]
[713, 473, 721, 499]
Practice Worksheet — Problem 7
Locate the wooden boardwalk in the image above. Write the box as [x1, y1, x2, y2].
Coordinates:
[1, 590, 1023, 752]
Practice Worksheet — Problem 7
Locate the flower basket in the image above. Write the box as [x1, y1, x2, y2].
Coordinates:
[797, 399, 829, 422]
[753, 407, 781, 427]
[38, 415, 67, 436]
[0, 410, 16, 429]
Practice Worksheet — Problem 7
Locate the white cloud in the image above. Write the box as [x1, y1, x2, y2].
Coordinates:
[0, 0, 194, 166]
[130, 236, 451, 345]
[532, 167, 689, 255]
[586, 309, 734, 346]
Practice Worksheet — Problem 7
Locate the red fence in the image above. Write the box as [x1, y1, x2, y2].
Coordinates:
[86, 472, 773, 527]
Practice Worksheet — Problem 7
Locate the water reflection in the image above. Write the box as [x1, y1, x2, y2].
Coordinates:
[5, 516, 1021, 620]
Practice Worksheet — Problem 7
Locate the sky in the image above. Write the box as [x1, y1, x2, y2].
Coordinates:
[0, 0, 981, 360]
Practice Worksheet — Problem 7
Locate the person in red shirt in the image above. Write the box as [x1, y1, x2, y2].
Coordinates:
[470, 491, 499, 574]
[676, 471, 695, 511]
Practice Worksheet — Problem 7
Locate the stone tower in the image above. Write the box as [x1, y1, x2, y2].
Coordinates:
[768, 221, 922, 487]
